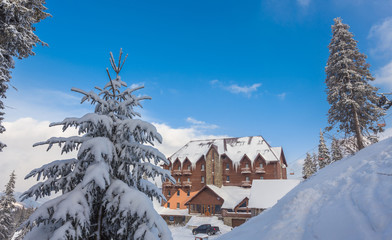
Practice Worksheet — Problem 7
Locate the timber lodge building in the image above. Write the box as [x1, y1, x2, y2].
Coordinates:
[160, 136, 289, 226]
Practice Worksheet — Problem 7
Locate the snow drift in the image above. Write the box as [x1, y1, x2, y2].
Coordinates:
[219, 137, 392, 240]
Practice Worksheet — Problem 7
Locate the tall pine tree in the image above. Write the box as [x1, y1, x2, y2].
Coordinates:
[0, 0, 50, 151]
[21, 50, 174, 240]
[331, 137, 343, 162]
[325, 17, 384, 151]
[302, 153, 317, 179]
[318, 130, 331, 169]
[0, 171, 16, 239]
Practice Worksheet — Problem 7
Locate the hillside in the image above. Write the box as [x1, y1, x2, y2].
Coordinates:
[219, 137, 392, 240]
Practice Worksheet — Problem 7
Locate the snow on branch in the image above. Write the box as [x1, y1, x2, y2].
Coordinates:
[33, 136, 86, 154]
[102, 180, 172, 240]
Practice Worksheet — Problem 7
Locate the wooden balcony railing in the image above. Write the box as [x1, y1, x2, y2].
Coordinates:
[241, 181, 252, 187]
[182, 169, 192, 175]
[255, 167, 265, 174]
[172, 170, 182, 175]
[241, 168, 251, 174]
[182, 181, 192, 187]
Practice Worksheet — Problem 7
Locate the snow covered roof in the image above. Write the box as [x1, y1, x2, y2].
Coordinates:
[207, 185, 251, 209]
[185, 185, 250, 210]
[248, 180, 301, 209]
[156, 207, 189, 216]
[169, 136, 283, 166]
[219, 137, 392, 240]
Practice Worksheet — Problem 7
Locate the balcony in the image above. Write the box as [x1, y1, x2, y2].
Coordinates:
[241, 181, 252, 187]
[172, 170, 182, 176]
[182, 181, 192, 187]
[255, 167, 266, 174]
[162, 182, 174, 188]
[182, 169, 192, 175]
[175, 182, 182, 187]
[241, 167, 251, 174]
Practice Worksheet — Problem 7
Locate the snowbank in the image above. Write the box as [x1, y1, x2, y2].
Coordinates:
[219, 137, 392, 240]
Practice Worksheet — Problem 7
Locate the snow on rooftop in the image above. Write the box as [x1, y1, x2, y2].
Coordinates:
[207, 185, 250, 210]
[218, 137, 392, 240]
[169, 136, 281, 166]
[248, 180, 300, 209]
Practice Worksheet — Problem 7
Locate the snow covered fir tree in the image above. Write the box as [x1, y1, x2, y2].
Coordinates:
[21, 50, 174, 240]
[0, 171, 16, 239]
[325, 17, 384, 151]
[318, 130, 331, 169]
[302, 153, 317, 179]
[331, 137, 343, 162]
[0, 0, 49, 151]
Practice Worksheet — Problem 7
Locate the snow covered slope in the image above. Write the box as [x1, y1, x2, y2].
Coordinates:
[218, 137, 392, 240]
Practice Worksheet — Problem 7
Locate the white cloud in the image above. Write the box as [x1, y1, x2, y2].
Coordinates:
[375, 60, 392, 90]
[0, 118, 227, 193]
[0, 118, 78, 193]
[297, 0, 311, 7]
[368, 18, 392, 90]
[369, 17, 392, 56]
[186, 117, 219, 129]
[210, 80, 262, 97]
[277, 92, 287, 100]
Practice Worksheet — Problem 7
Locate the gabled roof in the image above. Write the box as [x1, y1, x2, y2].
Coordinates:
[248, 180, 300, 209]
[169, 136, 282, 166]
[185, 185, 251, 210]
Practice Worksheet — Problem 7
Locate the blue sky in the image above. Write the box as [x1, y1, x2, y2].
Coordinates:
[2, 0, 392, 189]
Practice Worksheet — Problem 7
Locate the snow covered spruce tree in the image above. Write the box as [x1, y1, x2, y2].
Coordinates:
[325, 17, 384, 151]
[331, 137, 343, 162]
[0, 0, 49, 151]
[302, 153, 317, 179]
[0, 171, 16, 239]
[318, 130, 331, 169]
[21, 50, 174, 240]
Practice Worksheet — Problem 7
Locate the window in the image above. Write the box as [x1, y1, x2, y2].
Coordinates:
[260, 176, 264, 180]
[169, 166, 172, 170]
[177, 190, 180, 196]
[226, 176, 230, 182]
[187, 165, 191, 170]
[201, 164, 205, 171]
[168, 190, 171, 197]
[246, 176, 249, 182]
[177, 178, 180, 183]
[187, 191, 190, 196]
[187, 178, 190, 182]
[226, 163, 230, 170]
[167, 202, 170, 208]
[177, 203, 180, 209]
[201, 176, 205, 183]
[260, 163, 263, 168]
[245, 163, 249, 168]
[178, 165, 181, 170]
[169, 216, 174, 222]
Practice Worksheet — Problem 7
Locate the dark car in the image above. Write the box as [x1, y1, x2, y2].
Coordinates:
[192, 224, 220, 236]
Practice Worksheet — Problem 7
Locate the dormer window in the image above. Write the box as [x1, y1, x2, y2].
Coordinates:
[201, 164, 205, 171]
[226, 163, 230, 170]
[245, 163, 249, 168]
[178, 166, 181, 170]
[187, 165, 191, 170]
[201, 176, 205, 183]
[259, 163, 263, 168]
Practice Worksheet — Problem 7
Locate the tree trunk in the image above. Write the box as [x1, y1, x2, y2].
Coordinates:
[353, 107, 364, 150]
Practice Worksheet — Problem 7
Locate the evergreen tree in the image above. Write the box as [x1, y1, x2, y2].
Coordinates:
[331, 137, 343, 162]
[312, 153, 319, 173]
[0, 171, 16, 239]
[325, 17, 385, 151]
[318, 130, 331, 169]
[0, 0, 50, 151]
[302, 153, 316, 179]
[21, 50, 174, 240]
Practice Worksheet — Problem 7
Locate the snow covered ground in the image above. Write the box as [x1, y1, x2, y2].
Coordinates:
[169, 216, 232, 240]
[218, 137, 392, 240]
